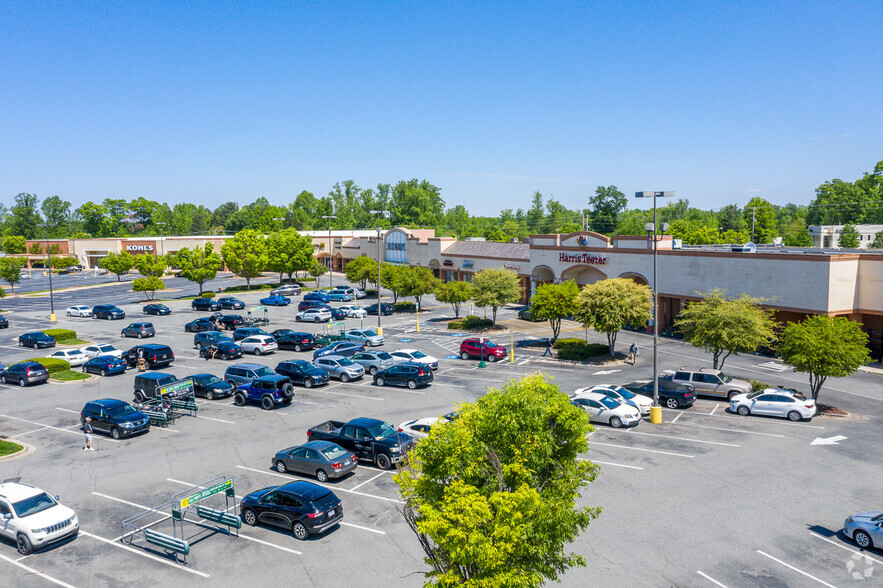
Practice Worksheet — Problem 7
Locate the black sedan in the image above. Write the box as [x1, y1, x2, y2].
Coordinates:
[275, 332, 317, 352]
[275, 360, 330, 388]
[18, 332, 56, 349]
[185, 318, 219, 333]
[0, 316, 8, 328]
[233, 327, 268, 341]
[192, 298, 221, 311]
[364, 303, 395, 316]
[240, 481, 343, 541]
[218, 296, 245, 310]
[218, 314, 245, 330]
[181, 373, 235, 400]
[82, 355, 128, 376]
[272, 441, 357, 481]
[373, 362, 433, 389]
[198, 340, 243, 360]
[143, 304, 171, 315]
[621, 378, 696, 409]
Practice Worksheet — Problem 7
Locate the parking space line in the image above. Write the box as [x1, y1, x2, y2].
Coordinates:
[809, 532, 883, 566]
[79, 530, 210, 578]
[55, 407, 79, 414]
[756, 550, 837, 587]
[340, 521, 386, 534]
[674, 410, 826, 430]
[710, 405, 718, 415]
[14, 425, 52, 436]
[625, 430, 740, 447]
[670, 412, 683, 424]
[0, 413, 120, 443]
[349, 472, 386, 491]
[579, 457, 643, 470]
[669, 422, 785, 438]
[194, 415, 236, 424]
[320, 388, 384, 401]
[696, 570, 729, 587]
[590, 441, 694, 458]
[236, 466, 403, 504]
[0, 550, 79, 588]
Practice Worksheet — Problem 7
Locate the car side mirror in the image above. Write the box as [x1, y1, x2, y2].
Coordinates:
[55, 495, 60, 501]
[3, 512, 12, 519]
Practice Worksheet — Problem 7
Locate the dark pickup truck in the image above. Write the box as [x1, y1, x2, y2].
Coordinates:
[306, 417, 414, 470]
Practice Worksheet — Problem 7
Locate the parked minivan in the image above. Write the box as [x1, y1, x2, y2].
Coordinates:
[224, 363, 277, 387]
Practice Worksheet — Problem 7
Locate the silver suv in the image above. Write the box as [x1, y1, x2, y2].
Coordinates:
[671, 368, 752, 400]
[314, 355, 365, 382]
[0, 482, 79, 555]
[271, 284, 301, 297]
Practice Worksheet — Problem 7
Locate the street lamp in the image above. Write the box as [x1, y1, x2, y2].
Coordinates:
[321, 215, 337, 290]
[369, 210, 390, 335]
[155, 222, 167, 257]
[37, 223, 56, 322]
[635, 191, 674, 424]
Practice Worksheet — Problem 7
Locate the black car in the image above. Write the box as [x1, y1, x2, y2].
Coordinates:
[192, 298, 222, 312]
[1, 361, 49, 386]
[181, 373, 235, 400]
[275, 360, 330, 388]
[121, 322, 156, 338]
[199, 340, 243, 360]
[82, 355, 127, 376]
[233, 327, 269, 342]
[276, 332, 317, 352]
[193, 331, 233, 349]
[124, 344, 175, 369]
[19, 332, 56, 349]
[621, 378, 697, 409]
[143, 304, 171, 316]
[218, 296, 246, 310]
[364, 303, 395, 316]
[218, 314, 245, 330]
[92, 305, 126, 320]
[0, 316, 8, 328]
[297, 299, 331, 312]
[240, 481, 343, 541]
[133, 372, 178, 402]
[373, 362, 433, 389]
[80, 399, 150, 439]
[185, 318, 219, 333]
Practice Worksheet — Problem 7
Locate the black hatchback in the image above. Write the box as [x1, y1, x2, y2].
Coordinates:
[365, 303, 395, 316]
[275, 360, 330, 388]
[622, 378, 697, 409]
[240, 481, 342, 541]
[143, 304, 171, 315]
[373, 362, 433, 389]
[192, 298, 221, 311]
[19, 332, 56, 349]
[185, 318, 218, 333]
[275, 332, 317, 352]
[218, 296, 245, 309]
[181, 373, 235, 400]
[233, 327, 268, 341]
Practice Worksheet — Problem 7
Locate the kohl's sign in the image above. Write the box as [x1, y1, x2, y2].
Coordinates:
[126, 244, 155, 252]
[559, 252, 607, 265]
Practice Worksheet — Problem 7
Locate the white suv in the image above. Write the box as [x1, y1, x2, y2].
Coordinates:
[0, 482, 79, 555]
[240, 335, 278, 356]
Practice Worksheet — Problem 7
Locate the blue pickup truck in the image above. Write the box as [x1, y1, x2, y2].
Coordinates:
[234, 375, 295, 410]
[306, 417, 414, 470]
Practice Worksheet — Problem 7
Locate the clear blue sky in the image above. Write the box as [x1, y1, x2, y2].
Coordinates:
[2, 1, 880, 216]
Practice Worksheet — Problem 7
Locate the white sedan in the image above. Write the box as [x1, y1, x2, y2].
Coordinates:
[398, 417, 441, 440]
[338, 305, 367, 318]
[346, 329, 384, 346]
[571, 391, 641, 428]
[573, 385, 653, 416]
[390, 349, 439, 370]
[295, 309, 332, 323]
[66, 305, 93, 317]
[81, 343, 124, 359]
[730, 389, 816, 421]
[50, 349, 88, 367]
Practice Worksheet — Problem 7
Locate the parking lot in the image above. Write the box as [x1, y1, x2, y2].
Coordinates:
[1, 279, 881, 587]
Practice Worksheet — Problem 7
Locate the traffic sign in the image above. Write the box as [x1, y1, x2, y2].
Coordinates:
[179, 479, 233, 509]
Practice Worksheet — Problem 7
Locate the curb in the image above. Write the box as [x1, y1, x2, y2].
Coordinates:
[858, 365, 883, 376]
[49, 374, 97, 385]
[0, 439, 36, 462]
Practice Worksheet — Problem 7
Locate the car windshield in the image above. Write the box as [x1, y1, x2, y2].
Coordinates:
[376, 352, 393, 360]
[599, 397, 620, 409]
[338, 358, 354, 366]
[484, 341, 496, 347]
[410, 351, 427, 359]
[720, 374, 733, 382]
[320, 446, 348, 460]
[12, 492, 57, 518]
[747, 391, 764, 399]
[108, 404, 138, 418]
[293, 360, 311, 369]
[615, 388, 636, 399]
[98, 345, 116, 352]
[201, 375, 222, 385]
[254, 367, 275, 377]
[367, 422, 397, 440]
[362, 330, 377, 337]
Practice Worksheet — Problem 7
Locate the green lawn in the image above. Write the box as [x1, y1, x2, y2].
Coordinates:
[0, 439, 23, 457]
[57, 338, 89, 346]
[51, 370, 91, 381]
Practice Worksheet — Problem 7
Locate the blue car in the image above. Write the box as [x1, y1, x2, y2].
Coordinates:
[82, 355, 127, 376]
[313, 341, 365, 359]
[303, 291, 330, 303]
[327, 291, 354, 302]
[330, 307, 349, 320]
[260, 295, 291, 306]
[80, 399, 150, 439]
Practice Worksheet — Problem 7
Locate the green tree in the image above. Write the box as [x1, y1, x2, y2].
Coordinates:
[2, 236, 26, 254]
[308, 260, 327, 287]
[379, 263, 406, 303]
[0, 257, 25, 292]
[837, 224, 860, 248]
[434, 281, 473, 318]
[397, 266, 439, 307]
[394, 374, 601, 587]
[778, 315, 871, 400]
[175, 243, 223, 294]
[573, 278, 651, 355]
[530, 281, 579, 341]
[28, 242, 43, 255]
[134, 253, 168, 278]
[743, 197, 778, 243]
[717, 204, 746, 233]
[588, 185, 627, 234]
[266, 229, 314, 283]
[132, 276, 165, 300]
[221, 229, 267, 288]
[868, 231, 883, 249]
[41, 196, 71, 236]
[344, 256, 378, 291]
[675, 289, 779, 370]
[471, 268, 522, 325]
[10, 193, 42, 239]
[390, 179, 446, 227]
[99, 251, 135, 281]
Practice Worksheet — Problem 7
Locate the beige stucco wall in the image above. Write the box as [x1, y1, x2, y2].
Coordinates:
[856, 256, 883, 313]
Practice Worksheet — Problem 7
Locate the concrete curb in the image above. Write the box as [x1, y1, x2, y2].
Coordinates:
[858, 364, 883, 376]
[49, 374, 97, 385]
[0, 439, 36, 462]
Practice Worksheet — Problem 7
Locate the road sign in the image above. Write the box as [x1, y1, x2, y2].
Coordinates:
[179, 479, 233, 509]
[159, 380, 194, 397]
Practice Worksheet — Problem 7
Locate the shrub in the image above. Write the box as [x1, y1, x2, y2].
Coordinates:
[556, 343, 609, 361]
[42, 329, 76, 342]
[365, 289, 378, 297]
[750, 379, 771, 392]
[552, 337, 587, 350]
[447, 315, 495, 330]
[18, 357, 70, 374]
[201, 291, 216, 298]
[0, 286, 5, 298]
[395, 301, 416, 312]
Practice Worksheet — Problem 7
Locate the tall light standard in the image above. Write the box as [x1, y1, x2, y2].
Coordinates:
[369, 210, 389, 335]
[155, 222, 167, 257]
[37, 223, 57, 322]
[321, 215, 337, 290]
[635, 191, 674, 424]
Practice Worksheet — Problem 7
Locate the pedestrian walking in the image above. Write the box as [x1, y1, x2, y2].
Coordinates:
[628, 342, 638, 365]
[542, 338, 553, 357]
[83, 417, 94, 451]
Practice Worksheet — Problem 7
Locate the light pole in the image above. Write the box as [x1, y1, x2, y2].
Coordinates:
[37, 223, 56, 322]
[155, 222, 167, 257]
[369, 210, 389, 335]
[635, 191, 674, 424]
[321, 215, 337, 290]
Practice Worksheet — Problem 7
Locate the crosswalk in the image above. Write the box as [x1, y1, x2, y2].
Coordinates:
[756, 360, 791, 372]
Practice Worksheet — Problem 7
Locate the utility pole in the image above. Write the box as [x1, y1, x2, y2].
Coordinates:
[750, 207, 757, 243]
[369, 210, 389, 335]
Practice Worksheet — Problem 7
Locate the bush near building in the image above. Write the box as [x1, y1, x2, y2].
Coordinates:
[201, 291, 216, 298]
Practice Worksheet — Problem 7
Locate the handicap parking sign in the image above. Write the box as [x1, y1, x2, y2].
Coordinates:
[398, 338, 413, 343]
[444, 355, 460, 360]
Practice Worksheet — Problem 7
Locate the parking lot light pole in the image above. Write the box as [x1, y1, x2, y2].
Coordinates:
[321, 215, 336, 290]
[635, 191, 674, 424]
[369, 210, 389, 336]
[37, 223, 56, 322]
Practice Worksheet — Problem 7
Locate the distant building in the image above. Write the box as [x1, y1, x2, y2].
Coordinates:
[808, 225, 883, 249]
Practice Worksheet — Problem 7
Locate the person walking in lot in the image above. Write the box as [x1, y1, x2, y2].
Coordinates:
[542, 338, 553, 357]
[628, 342, 638, 365]
[83, 417, 94, 451]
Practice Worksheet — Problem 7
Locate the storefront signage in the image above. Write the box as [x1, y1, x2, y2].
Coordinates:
[559, 252, 607, 265]
[443, 259, 453, 266]
[386, 242, 406, 251]
[462, 260, 474, 268]
[576, 235, 590, 247]
[126, 244, 155, 252]
[504, 264, 519, 270]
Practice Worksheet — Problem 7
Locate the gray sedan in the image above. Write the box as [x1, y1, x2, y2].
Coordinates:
[345, 329, 385, 347]
[314, 355, 365, 382]
[351, 351, 396, 375]
[272, 440, 357, 482]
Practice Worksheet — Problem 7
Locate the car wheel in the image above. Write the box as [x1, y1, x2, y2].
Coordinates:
[375, 376, 385, 387]
[487, 355, 497, 363]
[205, 391, 214, 401]
[787, 410, 802, 422]
[460, 352, 469, 360]
[18, 340, 23, 347]
[1, 375, 6, 384]
[275, 460, 287, 474]
[854, 530, 873, 548]
[110, 427, 121, 439]
[666, 397, 679, 409]
[303, 378, 313, 389]
[100, 369, 106, 376]
[727, 391, 740, 401]
[137, 333, 143, 339]
[19, 378, 26, 387]
[134, 391, 145, 403]
[234, 393, 246, 406]
[375, 453, 392, 470]
[340, 373, 350, 383]
[314, 316, 321, 323]
[609, 416, 623, 428]
[281, 383, 294, 399]
[260, 396, 274, 410]
[292, 521, 309, 541]
[82, 367, 87, 373]
[242, 508, 257, 526]
[293, 343, 303, 352]
[407, 379, 417, 389]
[369, 366, 378, 375]
[295, 316, 302, 322]
[316, 469, 328, 483]
[16, 534, 33, 556]
[253, 348, 262, 356]
[737, 405, 750, 416]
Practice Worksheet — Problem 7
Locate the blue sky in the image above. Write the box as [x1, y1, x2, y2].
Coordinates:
[2, 1, 880, 216]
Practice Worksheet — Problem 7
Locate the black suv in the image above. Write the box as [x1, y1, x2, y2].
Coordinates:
[233, 327, 268, 342]
[365, 303, 395, 316]
[218, 314, 245, 330]
[622, 378, 697, 409]
[240, 481, 343, 540]
[193, 331, 232, 349]
[181, 373, 234, 400]
[185, 318, 219, 333]
[133, 372, 178, 402]
[124, 344, 175, 369]
[275, 331, 316, 352]
[19, 332, 56, 349]
[218, 296, 245, 310]
[81, 399, 150, 439]
[1, 361, 50, 386]
[275, 360, 330, 388]
[373, 362, 434, 389]
[192, 298, 221, 311]
[92, 305, 126, 320]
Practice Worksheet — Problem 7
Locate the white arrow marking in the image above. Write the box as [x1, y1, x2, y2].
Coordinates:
[592, 369, 621, 375]
[810, 435, 847, 446]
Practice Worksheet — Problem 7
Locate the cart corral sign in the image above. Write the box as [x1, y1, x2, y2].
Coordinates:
[179, 479, 233, 509]
[159, 380, 194, 397]
[328, 321, 345, 329]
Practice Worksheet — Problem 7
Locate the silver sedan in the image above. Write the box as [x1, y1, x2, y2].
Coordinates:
[844, 510, 883, 549]
[345, 329, 384, 347]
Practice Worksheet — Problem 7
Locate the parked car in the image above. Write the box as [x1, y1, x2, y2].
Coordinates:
[233, 327, 269, 341]
[217, 314, 245, 330]
[459, 338, 507, 362]
[272, 441, 356, 481]
[313, 341, 364, 359]
[218, 296, 245, 310]
[123, 344, 174, 369]
[181, 373, 235, 400]
[92, 305, 125, 320]
[50, 349, 88, 367]
[192, 298, 222, 311]
[133, 372, 178, 402]
[121, 322, 155, 339]
[730, 389, 816, 421]
[671, 368, 752, 401]
[314, 355, 365, 382]
[573, 385, 653, 416]
[398, 417, 441, 440]
[271, 284, 302, 297]
[303, 291, 331, 303]
[234, 375, 295, 410]
[240, 481, 342, 540]
[621, 379, 696, 409]
[0, 316, 7, 328]
[331, 286, 355, 296]
[843, 510, 883, 549]
[327, 291, 354, 302]
[351, 351, 396, 375]
[142, 304, 171, 316]
[337, 305, 367, 318]
[82, 355, 127, 376]
[345, 329, 384, 347]
[224, 363, 277, 387]
[364, 303, 394, 316]
[80, 398, 150, 439]
[1, 362, 49, 387]
[19, 332, 56, 349]
[296, 308, 332, 323]
[185, 318, 219, 333]
[0, 481, 79, 555]
[353, 288, 368, 299]
[275, 360, 330, 388]
[66, 305, 93, 317]
[297, 299, 331, 312]
[198, 340, 243, 360]
[193, 331, 233, 349]
[571, 393, 641, 428]
[330, 307, 349, 321]
[390, 349, 439, 370]
[306, 417, 414, 470]
[81, 343, 124, 359]
[517, 306, 541, 321]
[260, 295, 291, 306]
[275, 331, 316, 352]
[374, 362, 433, 389]
[240, 335, 278, 356]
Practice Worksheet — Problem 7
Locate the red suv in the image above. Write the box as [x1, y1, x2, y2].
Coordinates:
[459, 338, 507, 362]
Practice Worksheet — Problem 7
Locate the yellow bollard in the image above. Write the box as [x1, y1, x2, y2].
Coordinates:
[650, 405, 662, 424]
[416, 306, 420, 333]
[377, 326, 383, 336]
[49, 313, 57, 322]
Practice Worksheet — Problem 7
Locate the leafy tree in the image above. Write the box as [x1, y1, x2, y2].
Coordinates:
[717, 204, 746, 232]
[837, 224, 860, 248]
[675, 289, 778, 370]
[394, 374, 601, 587]
[391, 179, 446, 227]
[76, 201, 110, 237]
[588, 185, 627, 234]
[132, 276, 165, 300]
[573, 278, 651, 355]
[221, 229, 267, 288]
[134, 253, 168, 278]
[99, 251, 135, 281]
[28, 242, 43, 255]
[2, 236, 26, 254]
[345, 256, 378, 290]
[471, 268, 522, 325]
[308, 260, 327, 287]
[0, 257, 25, 292]
[41, 196, 71, 236]
[50, 255, 78, 269]
[743, 197, 778, 243]
[397, 266, 439, 307]
[212, 201, 240, 229]
[782, 226, 813, 247]
[175, 244, 223, 294]
[266, 229, 314, 283]
[530, 280, 579, 341]
[379, 263, 406, 303]
[868, 231, 883, 249]
[10, 193, 42, 239]
[434, 281, 473, 318]
[778, 315, 870, 400]
[807, 161, 883, 225]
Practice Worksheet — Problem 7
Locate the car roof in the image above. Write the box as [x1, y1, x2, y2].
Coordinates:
[0, 482, 43, 502]
[133, 344, 168, 350]
[135, 372, 176, 381]
[301, 440, 339, 451]
[231, 362, 267, 369]
[394, 349, 419, 354]
[91, 398, 129, 408]
[317, 354, 347, 361]
[278, 480, 332, 501]
[349, 417, 385, 428]
[405, 417, 439, 427]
